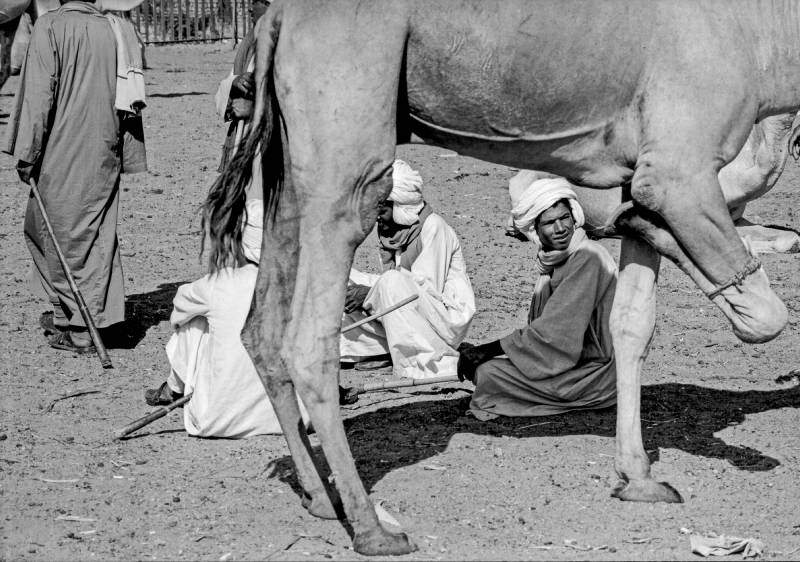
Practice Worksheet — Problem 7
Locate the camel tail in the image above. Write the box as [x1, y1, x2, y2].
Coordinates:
[201, 7, 283, 271]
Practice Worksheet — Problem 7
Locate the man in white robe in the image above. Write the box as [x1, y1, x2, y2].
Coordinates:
[340, 160, 476, 379]
[145, 199, 308, 438]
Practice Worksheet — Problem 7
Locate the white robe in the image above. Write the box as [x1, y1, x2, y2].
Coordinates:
[166, 265, 308, 438]
[340, 213, 476, 379]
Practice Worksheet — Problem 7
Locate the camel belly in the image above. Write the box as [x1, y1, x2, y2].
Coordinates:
[403, 0, 652, 186]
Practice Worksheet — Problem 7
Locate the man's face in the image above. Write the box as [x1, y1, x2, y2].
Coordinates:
[535, 201, 575, 251]
[377, 199, 394, 227]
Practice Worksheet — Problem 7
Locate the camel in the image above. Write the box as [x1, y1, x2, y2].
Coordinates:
[507, 112, 800, 252]
[204, 0, 800, 555]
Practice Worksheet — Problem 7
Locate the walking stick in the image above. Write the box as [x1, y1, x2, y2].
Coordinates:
[344, 374, 461, 398]
[340, 293, 417, 334]
[113, 293, 420, 439]
[113, 394, 192, 440]
[29, 179, 113, 369]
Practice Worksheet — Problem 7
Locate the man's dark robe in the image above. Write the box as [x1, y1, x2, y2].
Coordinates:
[5, 1, 125, 328]
[470, 239, 618, 418]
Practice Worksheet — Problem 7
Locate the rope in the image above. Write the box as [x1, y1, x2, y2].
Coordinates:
[705, 256, 762, 301]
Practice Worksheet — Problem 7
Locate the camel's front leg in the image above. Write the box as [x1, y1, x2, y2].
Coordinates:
[610, 236, 682, 503]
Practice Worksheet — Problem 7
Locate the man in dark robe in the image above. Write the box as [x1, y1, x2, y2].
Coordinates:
[4, 0, 145, 353]
[459, 176, 618, 419]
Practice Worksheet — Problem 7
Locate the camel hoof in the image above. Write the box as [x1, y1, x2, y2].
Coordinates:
[353, 526, 417, 556]
[611, 479, 683, 503]
[301, 490, 342, 520]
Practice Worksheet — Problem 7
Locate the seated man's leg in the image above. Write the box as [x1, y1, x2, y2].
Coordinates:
[470, 356, 616, 419]
[339, 308, 389, 363]
[366, 269, 458, 379]
[146, 317, 208, 406]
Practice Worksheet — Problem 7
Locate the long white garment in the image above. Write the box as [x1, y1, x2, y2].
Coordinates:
[340, 213, 475, 379]
[166, 265, 308, 438]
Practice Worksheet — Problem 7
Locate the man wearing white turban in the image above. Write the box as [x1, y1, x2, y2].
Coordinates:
[340, 160, 476, 379]
[144, 199, 309, 438]
[458, 175, 618, 419]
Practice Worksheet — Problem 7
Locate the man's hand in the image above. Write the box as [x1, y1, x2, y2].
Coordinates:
[230, 72, 255, 100]
[344, 284, 371, 314]
[457, 340, 503, 382]
[17, 160, 34, 184]
[231, 98, 254, 119]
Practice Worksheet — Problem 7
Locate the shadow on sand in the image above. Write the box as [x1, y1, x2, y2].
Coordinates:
[101, 281, 186, 349]
[266, 382, 800, 495]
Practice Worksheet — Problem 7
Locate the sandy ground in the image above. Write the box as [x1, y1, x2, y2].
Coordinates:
[1, 43, 799, 561]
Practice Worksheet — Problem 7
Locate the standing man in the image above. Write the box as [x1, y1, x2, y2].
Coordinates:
[5, 0, 146, 353]
[459, 176, 618, 419]
[215, 0, 269, 197]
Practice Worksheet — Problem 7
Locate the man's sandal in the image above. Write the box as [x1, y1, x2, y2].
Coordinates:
[49, 331, 96, 355]
[144, 382, 184, 407]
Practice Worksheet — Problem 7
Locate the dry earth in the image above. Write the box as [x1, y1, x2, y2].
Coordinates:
[1, 43, 799, 561]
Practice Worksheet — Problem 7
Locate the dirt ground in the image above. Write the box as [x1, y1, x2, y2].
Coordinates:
[1, 43, 799, 562]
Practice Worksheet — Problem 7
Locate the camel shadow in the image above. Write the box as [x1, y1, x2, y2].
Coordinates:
[101, 281, 186, 349]
[267, 382, 800, 495]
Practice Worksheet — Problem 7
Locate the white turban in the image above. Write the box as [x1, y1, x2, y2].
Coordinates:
[389, 159, 425, 226]
[510, 175, 585, 246]
[242, 198, 264, 264]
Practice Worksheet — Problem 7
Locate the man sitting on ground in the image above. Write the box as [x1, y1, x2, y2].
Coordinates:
[145, 199, 309, 438]
[458, 176, 618, 419]
[341, 160, 476, 379]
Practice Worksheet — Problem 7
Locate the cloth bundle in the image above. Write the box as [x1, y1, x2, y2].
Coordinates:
[690, 534, 765, 558]
[105, 14, 146, 114]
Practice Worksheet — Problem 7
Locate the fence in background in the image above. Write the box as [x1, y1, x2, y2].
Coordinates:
[128, 0, 253, 44]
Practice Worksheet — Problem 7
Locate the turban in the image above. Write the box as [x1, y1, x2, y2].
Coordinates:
[510, 174, 585, 246]
[242, 198, 264, 264]
[389, 159, 425, 226]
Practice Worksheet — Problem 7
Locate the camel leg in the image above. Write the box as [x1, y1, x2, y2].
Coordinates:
[609, 236, 682, 503]
[631, 101, 786, 342]
[242, 164, 342, 520]
[281, 155, 415, 555]
[257, 9, 415, 554]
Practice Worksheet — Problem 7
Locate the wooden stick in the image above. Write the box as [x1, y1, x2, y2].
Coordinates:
[29, 179, 113, 369]
[341, 293, 418, 334]
[350, 374, 461, 396]
[114, 294, 420, 439]
[114, 394, 192, 439]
